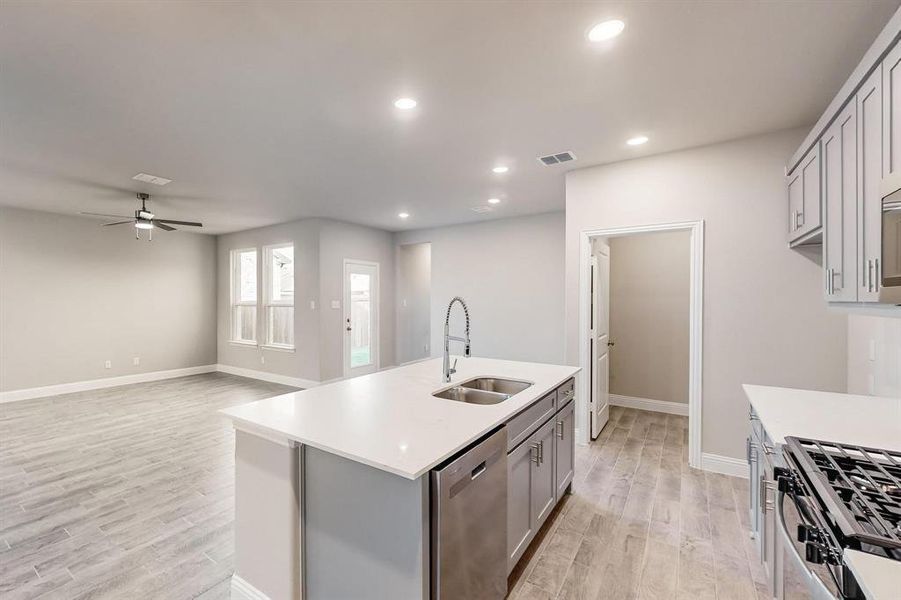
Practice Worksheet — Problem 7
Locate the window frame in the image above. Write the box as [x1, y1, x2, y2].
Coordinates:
[262, 242, 296, 351]
[230, 247, 258, 346]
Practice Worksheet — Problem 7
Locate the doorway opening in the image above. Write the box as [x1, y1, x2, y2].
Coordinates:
[579, 221, 704, 468]
[343, 259, 380, 377]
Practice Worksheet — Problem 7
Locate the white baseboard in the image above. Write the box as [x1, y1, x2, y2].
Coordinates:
[700, 452, 749, 478]
[216, 364, 319, 389]
[0, 364, 218, 404]
[609, 393, 689, 416]
[230, 574, 270, 600]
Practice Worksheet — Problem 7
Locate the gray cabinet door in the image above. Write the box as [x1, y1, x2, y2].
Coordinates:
[554, 401, 575, 499]
[884, 41, 901, 180]
[822, 102, 858, 302]
[506, 436, 534, 573]
[858, 66, 883, 302]
[531, 418, 556, 528]
[787, 144, 821, 243]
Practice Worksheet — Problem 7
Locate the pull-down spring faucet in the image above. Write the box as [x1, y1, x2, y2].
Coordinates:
[443, 297, 471, 382]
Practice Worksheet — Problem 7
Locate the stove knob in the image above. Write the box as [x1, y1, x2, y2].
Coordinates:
[805, 543, 826, 565]
[797, 524, 820, 543]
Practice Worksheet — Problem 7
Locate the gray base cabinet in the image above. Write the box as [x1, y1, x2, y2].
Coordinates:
[506, 379, 576, 575]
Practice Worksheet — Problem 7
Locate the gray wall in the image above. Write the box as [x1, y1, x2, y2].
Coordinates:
[216, 217, 395, 383]
[395, 212, 565, 365]
[396, 242, 432, 365]
[609, 231, 690, 404]
[565, 128, 848, 460]
[318, 219, 396, 381]
[216, 219, 321, 383]
[0, 206, 217, 392]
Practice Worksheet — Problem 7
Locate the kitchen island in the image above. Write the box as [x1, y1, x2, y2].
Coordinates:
[221, 357, 579, 600]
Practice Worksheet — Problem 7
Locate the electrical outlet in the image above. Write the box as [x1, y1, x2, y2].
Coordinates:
[869, 340, 876, 361]
[104, 360, 112, 369]
[310, 300, 316, 310]
[260, 355, 265, 365]
[133, 357, 140, 366]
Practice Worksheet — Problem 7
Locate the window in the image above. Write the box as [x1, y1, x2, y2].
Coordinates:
[264, 244, 294, 349]
[231, 248, 257, 344]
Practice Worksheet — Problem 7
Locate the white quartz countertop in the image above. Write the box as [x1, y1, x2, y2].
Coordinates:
[221, 357, 579, 480]
[742, 385, 901, 451]
[844, 550, 901, 600]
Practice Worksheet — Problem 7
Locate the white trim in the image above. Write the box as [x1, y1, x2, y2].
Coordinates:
[261, 344, 295, 353]
[578, 220, 704, 470]
[609, 394, 689, 416]
[0, 365, 218, 404]
[229, 340, 259, 348]
[700, 452, 749, 479]
[230, 574, 271, 600]
[342, 258, 381, 377]
[216, 364, 318, 389]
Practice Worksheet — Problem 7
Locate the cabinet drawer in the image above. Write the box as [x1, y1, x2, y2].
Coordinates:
[506, 392, 556, 451]
[555, 378, 575, 411]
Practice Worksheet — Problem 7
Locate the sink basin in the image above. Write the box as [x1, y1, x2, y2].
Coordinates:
[432, 377, 533, 405]
[460, 377, 532, 396]
[432, 386, 508, 405]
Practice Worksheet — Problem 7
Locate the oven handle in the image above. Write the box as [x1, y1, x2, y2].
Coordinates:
[777, 490, 842, 600]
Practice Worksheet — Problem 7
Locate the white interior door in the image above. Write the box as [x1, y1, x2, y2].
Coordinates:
[344, 260, 379, 377]
[590, 241, 610, 439]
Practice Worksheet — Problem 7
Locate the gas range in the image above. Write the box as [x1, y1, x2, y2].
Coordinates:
[779, 437, 901, 598]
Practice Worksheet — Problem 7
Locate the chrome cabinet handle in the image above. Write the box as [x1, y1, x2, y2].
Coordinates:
[875, 258, 880, 291]
[759, 475, 766, 511]
[762, 442, 774, 456]
[530, 442, 540, 464]
[556, 420, 564, 440]
[867, 259, 874, 292]
[797, 211, 804, 227]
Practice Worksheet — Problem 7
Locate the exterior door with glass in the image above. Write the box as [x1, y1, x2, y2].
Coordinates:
[344, 260, 380, 377]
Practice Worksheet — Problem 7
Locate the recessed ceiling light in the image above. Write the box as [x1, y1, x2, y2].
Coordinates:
[492, 166, 509, 174]
[626, 135, 649, 146]
[587, 19, 625, 42]
[398, 212, 410, 219]
[394, 98, 417, 110]
[487, 198, 501, 205]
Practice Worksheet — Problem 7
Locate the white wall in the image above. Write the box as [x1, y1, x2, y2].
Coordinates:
[565, 129, 848, 460]
[847, 312, 901, 397]
[396, 242, 431, 365]
[608, 231, 691, 404]
[395, 212, 565, 365]
[0, 207, 217, 392]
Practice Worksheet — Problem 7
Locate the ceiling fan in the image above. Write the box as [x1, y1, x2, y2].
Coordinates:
[81, 193, 203, 240]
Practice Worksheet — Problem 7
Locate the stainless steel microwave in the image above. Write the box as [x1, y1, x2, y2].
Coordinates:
[880, 174, 901, 304]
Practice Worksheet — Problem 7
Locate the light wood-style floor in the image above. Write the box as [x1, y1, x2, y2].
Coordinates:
[1, 376, 762, 599]
[0, 373, 298, 600]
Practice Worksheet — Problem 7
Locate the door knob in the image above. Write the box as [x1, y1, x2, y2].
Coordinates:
[607, 340, 615, 347]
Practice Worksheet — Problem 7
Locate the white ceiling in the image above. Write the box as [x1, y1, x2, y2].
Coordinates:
[1, 1, 898, 234]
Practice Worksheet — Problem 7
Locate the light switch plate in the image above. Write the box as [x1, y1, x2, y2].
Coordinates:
[310, 300, 316, 310]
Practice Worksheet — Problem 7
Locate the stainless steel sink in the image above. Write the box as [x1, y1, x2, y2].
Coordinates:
[432, 386, 508, 405]
[432, 377, 533, 405]
[460, 377, 532, 396]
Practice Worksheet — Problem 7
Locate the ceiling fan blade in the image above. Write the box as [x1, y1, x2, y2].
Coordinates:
[155, 219, 203, 227]
[155, 222, 176, 231]
[102, 220, 133, 227]
[81, 211, 131, 218]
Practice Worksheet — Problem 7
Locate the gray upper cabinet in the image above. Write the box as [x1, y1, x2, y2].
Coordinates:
[787, 143, 822, 245]
[858, 66, 883, 302]
[554, 399, 575, 499]
[883, 41, 901, 181]
[822, 102, 858, 302]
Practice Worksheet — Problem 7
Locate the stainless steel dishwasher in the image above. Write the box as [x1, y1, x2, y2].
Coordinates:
[431, 426, 507, 600]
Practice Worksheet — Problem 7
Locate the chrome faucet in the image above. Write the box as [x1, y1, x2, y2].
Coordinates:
[443, 296, 471, 382]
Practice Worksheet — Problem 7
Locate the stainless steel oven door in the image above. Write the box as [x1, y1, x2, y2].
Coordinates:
[776, 490, 842, 600]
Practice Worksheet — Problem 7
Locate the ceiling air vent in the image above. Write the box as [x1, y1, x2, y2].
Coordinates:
[537, 151, 576, 166]
[132, 172, 172, 186]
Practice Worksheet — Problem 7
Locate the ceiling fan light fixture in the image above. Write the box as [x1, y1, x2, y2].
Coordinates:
[135, 219, 154, 230]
